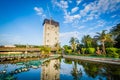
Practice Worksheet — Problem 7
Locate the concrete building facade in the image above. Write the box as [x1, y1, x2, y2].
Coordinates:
[43, 19, 59, 47]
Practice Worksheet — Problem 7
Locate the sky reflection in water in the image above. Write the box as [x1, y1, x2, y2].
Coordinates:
[0, 58, 120, 80]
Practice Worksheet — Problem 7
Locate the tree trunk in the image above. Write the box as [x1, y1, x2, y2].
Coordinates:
[102, 42, 106, 54]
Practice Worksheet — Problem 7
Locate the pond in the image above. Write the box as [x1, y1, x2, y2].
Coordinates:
[0, 57, 120, 80]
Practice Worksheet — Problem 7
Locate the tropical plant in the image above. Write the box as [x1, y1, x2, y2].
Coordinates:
[71, 60, 82, 80]
[87, 48, 95, 54]
[110, 23, 120, 37]
[69, 37, 78, 52]
[40, 46, 51, 57]
[82, 35, 93, 48]
[106, 48, 119, 58]
[110, 23, 120, 48]
[81, 48, 86, 54]
[94, 30, 113, 54]
[63, 45, 72, 54]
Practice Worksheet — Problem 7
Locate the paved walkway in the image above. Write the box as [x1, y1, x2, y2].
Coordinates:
[63, 55, 120, 65]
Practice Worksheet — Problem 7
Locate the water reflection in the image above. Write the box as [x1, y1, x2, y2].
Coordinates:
[41, 59, 60, 80]
[71, 60, 82, 80]
[0, 58, 120, 80]
[63, 58, 120, 80]
[77, 60, 120, 80]
[0, 58, 41, 80]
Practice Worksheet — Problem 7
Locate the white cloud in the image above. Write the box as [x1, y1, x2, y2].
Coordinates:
[64, 14, 81, 23]
[71, 7, 79, 13]
[79, 0, 120, 22]
[86, 20, 106, 31]
[52, 0, 81, 23]
[60, 31, 79, 38]
[111, 15, 117, 18]
[34, 7, 46, 18]
[59, 31, 97, 45]
[105, 26, 113, 32]
[52, 0, 68, 9]
[76, 0, 82, 5]
[34, 7, 43, 15]
[78, 26, 85, 29]
[60, 31, 80, 45]
[97, 20, 106, 27]
[68, 0, 72, 3]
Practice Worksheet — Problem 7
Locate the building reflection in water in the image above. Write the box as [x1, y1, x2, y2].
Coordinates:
[41, 59, 60, 80]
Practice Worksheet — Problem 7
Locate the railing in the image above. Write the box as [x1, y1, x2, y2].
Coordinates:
[0, 53, 41, 62]
[0, 47, 40, 52]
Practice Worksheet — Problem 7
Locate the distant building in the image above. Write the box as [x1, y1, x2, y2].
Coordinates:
[43, 18, 59, 47]
[4, 45, 16, 48]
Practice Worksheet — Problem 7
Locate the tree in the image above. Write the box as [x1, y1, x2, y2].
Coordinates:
[54, 42, 61, 53]
[110, 23, 120, 48]
[63, 45, 72, 54]
[94, 30, 113, 54]
[69, 37, 78, 52]
[71, 60, 82, 80]
[81, 35, 93, 48]
[110, 23, 120, 37]
[40, 46, 51, 57]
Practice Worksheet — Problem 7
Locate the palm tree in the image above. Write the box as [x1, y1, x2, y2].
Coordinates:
[71, 60, 82, 80]
[94, 30, 113, 54]
[110, 23, 120, 48]
[69, 37, 78, 52]
[110, 23, 120, 37]
[81, 35, 93, 48]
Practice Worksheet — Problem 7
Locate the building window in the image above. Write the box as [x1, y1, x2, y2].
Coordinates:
[55, 31, 57, 34]
[48, 27, 49, 29]
[55, 25, 57, 27]
[47, 33, 49, 35]
[47, 40, 49, 42]
[55, 37, 57, 40]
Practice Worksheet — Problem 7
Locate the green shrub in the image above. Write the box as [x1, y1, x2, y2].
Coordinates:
[113, 53, 119, 58]
[67, 49, 72, 54]
[81, 48, 86, 54]
[87, 48, 95, 54]
[116, 49, 120, 57]
[106, 48, 119, 58]
[40, 46, 51, 54]
[57, 49, 62, 54]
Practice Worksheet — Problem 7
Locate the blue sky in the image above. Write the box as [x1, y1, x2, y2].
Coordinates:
[0, 0, 120, 46]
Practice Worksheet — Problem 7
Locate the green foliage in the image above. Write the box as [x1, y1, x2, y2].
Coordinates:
[67, 49, 72, 54]
[82, 35, 93, 48]
[63, 45, 72, 54]
[106, 48, 119, 58]
[94, 30, 114, 54]
[14, 44, 26, 48]
[110, 23, 120, 48]
[117, 49, 120, 56]
[105, 42, 114, 48]
[40, 46, 51, 54]
[114, 35, 120, 48]
[81, 48, 95, 54]
[56, 48, 62, 54]
[81, 48, 86, 54]
[87, 48, 95, 54]
[69, 37, 79, 52]
[64, 59, 72, 64]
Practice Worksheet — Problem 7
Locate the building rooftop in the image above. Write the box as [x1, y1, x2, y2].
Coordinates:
[43, 19, 59, 26]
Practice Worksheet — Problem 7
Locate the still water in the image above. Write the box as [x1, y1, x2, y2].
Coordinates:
[0, 58, 120, 80]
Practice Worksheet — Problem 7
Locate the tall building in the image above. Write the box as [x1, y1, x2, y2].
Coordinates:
[43, 18, 59, 47]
